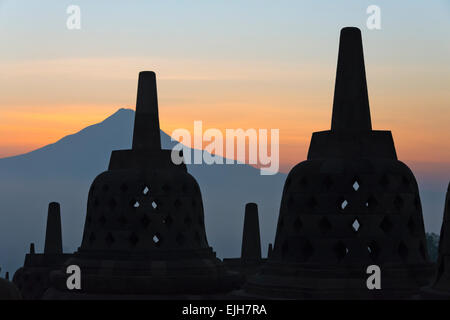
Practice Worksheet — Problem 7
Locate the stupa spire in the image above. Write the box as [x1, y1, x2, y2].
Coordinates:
[132, 71, 161, 150]
[331, 27, 372, 132]
[241, 203, 262, 261]
[44, 202, 62, 254]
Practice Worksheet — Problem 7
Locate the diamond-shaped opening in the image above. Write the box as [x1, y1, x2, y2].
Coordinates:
[89, 232, 96, 245]
[293, 217, 302, 232]
[118, 215, 127, 226]
[407, 216, 416, 235]
[365, 195, 378, 209]
[152, 234, 161, 247]
[323, 176, 333, 190]
[141, 214, 150, 228]
[194, 231, 201, 244]
[398, 242, 408, 260]
[131, 200, 140, 208]
[380, 216, 393, 233]
[352, 180, 360, 191]
[99, 215, 107, 226]
[380, 174, 389, 188]
[162, 184, 171, 193]
[105, 232, 115, 247]
[152, 201, 158, 209]
[287, 195, 294, 209]
[333, 241, 348, 261]
[307, 196, 318, 209]
[184, 215, 192, 226]
[108, 198, 117, 209]
[176, 233, 185, 246]
[299, 176, 308, 187]
[120, 183, 128, 193]
[129, 232, 139, 247]
[143, 186, 150, 195]
[163, 215, 173, 227]
[340, 199, 349, 211]
[402, 176, 410, 187]
[352, 218, 360, 232]
[367, 241, 380, 260]
[319, 217, 332, 233]
[394, 195, 404, 210]
[301, 240, 314, 261]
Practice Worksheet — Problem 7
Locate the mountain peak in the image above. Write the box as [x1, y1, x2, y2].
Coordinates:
[102, 108, 134, 124]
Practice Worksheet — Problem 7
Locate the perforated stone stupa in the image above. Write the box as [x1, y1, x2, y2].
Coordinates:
[244, 27, 434, 299]
[45, 71, 239, 298]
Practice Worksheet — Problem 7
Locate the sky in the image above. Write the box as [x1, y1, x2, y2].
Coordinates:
[0, 0, 449, 173]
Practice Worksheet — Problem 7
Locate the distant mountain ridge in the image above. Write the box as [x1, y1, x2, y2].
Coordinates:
[0, 108, 286, 274]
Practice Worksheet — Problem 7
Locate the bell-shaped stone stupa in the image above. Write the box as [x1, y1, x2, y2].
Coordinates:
[244, 27, 434, 299]
[45, 71, 239, 298]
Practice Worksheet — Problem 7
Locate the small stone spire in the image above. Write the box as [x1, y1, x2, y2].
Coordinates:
[241, 203, 262, 261]
[331, 27, 372, 133]
[44, 202, 63, 254]
[132, 71, 161, 150]
[432, 182, 450, 291]
[29, 243, 35, 254]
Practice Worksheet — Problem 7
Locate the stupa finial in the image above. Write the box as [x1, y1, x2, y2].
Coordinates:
[331, 27, 372, 132]
[241, 203, 262, 261]
[44, 202, 62, 254]
[132, 71, 161, 150]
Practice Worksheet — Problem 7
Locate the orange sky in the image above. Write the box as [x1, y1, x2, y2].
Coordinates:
[0, 56, 448, 173]
[1, 1, 449, 173]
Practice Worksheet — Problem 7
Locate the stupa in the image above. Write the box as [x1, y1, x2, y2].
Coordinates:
[223, 203, 265, 278]
[13, 202, 71, 299]
[422, 182, 450, 298]
[45, 71, 239, 298]
[244, 27, 434, 299]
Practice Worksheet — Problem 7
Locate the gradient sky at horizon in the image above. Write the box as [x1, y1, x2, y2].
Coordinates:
[0, 0, 449, 173]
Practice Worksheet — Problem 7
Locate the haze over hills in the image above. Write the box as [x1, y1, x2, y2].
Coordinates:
[0, 108, 447, 275]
